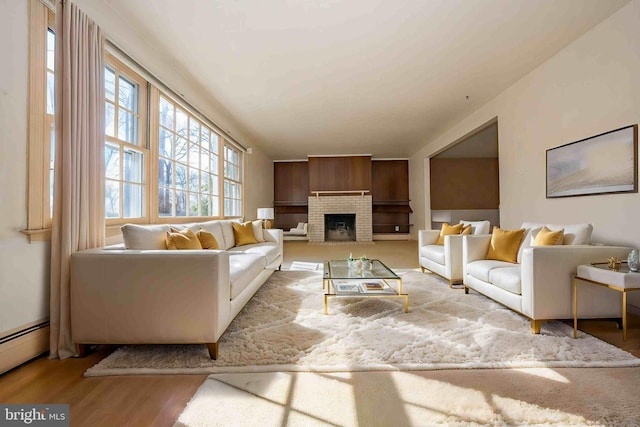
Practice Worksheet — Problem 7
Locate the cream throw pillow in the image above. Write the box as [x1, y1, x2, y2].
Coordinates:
[486, 227, 526, 263]
[252, 220, 266, 243]
[121, 223, 171, 249]
[436, 223, 464, 245]
[532, 226, 564, 246]
[166, 228, 203, 250]
[232, 221, 258, 246]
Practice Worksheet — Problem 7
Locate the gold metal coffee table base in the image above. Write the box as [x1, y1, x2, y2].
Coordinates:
[323, 291, 409, 315]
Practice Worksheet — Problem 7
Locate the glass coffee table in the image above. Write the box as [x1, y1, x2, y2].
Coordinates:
[323, 259, 408, 314]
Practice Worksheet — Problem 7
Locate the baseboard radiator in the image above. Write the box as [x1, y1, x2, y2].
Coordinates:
[0, 321, 50, 375]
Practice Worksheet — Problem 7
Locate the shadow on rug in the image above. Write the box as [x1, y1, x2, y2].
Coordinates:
[85, 270, 640, 376]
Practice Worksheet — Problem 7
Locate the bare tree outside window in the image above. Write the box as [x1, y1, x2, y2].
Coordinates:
[104, 58, 147, 221]
[158, 95, 220, 218]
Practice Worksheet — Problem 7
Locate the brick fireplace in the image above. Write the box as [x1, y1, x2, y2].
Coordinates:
[308, 195, 373, 243]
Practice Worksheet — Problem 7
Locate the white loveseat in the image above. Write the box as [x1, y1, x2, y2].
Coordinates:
[419, 220, 491, 287]
[462, 222, 632, 333]
[70, 220, 283, 359]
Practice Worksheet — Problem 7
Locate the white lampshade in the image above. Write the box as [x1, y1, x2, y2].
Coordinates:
[257, 208, 274, 220]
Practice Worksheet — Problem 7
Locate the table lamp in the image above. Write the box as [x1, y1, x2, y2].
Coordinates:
[257, 208, 274, 229]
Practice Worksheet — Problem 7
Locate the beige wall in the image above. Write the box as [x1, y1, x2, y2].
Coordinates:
[0, 1, 50, 335]
[410, 0, 640, 249]
[244, 146, 274, 221]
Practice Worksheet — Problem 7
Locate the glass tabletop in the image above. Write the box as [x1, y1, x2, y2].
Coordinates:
[323, 259, 400, 280]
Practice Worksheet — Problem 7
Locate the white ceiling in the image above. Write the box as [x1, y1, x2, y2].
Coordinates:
[95, 0, 629, 159]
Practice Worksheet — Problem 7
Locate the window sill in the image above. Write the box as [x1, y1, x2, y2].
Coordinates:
[20, 228, 52, 243]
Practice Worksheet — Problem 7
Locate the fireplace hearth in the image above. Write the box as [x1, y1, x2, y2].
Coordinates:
[308, 195, 372, 243]
[324, 214, 356, 242]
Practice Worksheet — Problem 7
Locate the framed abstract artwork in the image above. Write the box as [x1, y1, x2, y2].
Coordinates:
[546, 124, 638, 198]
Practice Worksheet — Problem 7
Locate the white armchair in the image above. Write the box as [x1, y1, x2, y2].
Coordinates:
[462, 223, 633, 333]
[419, 220, 491, 287]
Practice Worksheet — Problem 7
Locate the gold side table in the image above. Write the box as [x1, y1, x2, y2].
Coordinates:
[574, 263, 640, 341]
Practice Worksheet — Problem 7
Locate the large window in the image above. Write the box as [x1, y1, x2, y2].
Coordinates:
[26, 0, 244, 242]
[224, 145, 243, 217]
[104, 56, 148, 221]
[157, 95, 221, 218]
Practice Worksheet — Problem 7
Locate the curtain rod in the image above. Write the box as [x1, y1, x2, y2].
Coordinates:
[105, 39, 247, 152]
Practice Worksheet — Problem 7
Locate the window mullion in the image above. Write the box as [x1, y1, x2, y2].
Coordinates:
[148, 86, 159, 223]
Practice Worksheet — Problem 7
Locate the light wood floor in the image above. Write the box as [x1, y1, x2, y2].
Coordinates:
[1, 240, 638, 426]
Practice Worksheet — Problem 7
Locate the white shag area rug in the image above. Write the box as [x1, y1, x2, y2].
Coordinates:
[85, 270, 640, 376]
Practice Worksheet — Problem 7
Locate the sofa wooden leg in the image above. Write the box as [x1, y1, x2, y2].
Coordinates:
[531, 320, 542, 334]
[420, 266, 425, 273]
[206, 342, 219, 360]
[449, 280, 464, 289]
[464, 287, 469, 295]
[75, 344, 90, 357]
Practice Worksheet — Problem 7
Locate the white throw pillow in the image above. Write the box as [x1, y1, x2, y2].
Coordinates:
[252, 220, 265, 243]
[547, 223, 592, 245]
[121, 223, 171, 250]
[459, 220, 491, 235]
[517, 227, 542, 263]
[217, 220, 239, 249]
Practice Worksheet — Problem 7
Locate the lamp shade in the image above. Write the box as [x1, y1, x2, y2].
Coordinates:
[257, 208, 274, 220]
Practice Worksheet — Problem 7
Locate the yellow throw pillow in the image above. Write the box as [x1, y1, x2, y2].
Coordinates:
[166, 228, 203, 250]
[486, 227, 526, 263]
[532, 226, 564, 246]
[232, 221, 258, 246]
[196, 229, 219, 249]
[461, 224, 472, 235]
[436, 223, 464, 245]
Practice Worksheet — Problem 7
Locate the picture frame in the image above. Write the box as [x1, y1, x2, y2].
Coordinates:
[546, 124, 638, 198]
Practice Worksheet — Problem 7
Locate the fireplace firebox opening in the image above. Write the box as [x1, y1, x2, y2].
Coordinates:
[324, 214, 356, 242]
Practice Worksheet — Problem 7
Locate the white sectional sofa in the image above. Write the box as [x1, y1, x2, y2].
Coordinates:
[462, 222, 632, 333]
[70, 220, 283, 359]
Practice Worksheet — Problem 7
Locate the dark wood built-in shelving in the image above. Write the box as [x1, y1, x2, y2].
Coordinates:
[371, 160, 412, 234]
[273, 161, 309, 229]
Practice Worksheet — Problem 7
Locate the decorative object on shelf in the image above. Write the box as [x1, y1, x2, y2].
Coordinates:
[607, 256, 622, 271]
[628, 249, 640, 272]
[257, 208, 274, 229]
[546, 124, 638, 198]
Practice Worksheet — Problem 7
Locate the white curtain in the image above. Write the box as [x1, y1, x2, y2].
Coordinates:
[50, 0, 105, 359]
